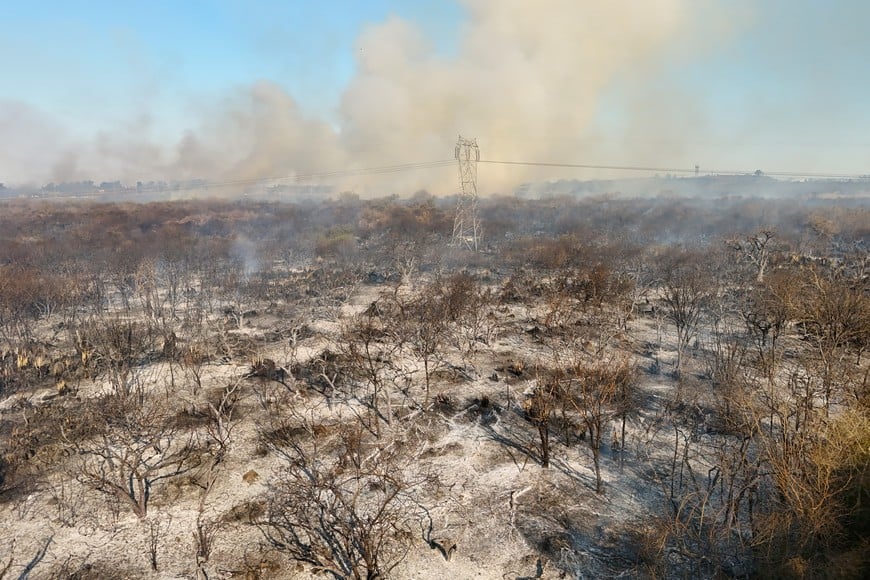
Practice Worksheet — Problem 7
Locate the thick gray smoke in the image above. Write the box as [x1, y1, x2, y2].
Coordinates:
[1, 0, 743, 194]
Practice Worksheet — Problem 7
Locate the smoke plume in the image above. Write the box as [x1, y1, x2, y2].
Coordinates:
[1, 1, 741, 194]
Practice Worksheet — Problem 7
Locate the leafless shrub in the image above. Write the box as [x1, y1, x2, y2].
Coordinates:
[727, 228, 778, 283]
[790, 269, 870, 412]
[192, 515, 218, 580]
[1, 398, 105, 505]
[704, 332, 754, 435]
[180, 338, 211, 396]
[291, 349, 348, 396]
[498, 270, 538, 304]
[658, 255, 717, 376]
[642, 420, 759, 579]
[257, 421, 430, 579]
[204, 380, 243, 465]
[449, 280, 498, 358]
[394, 288, 449, 405]
[338, 311, 413, 438]
[47, 473, 87, 528]
[523, 382, 557, 468]
[145, 514, 171, 571]
[77, 316, 159, 397]
[738, 274, 791, 381]
[753, 407, 870, 577]
[558, 355, 636, 493]
[71, 396, 203, 518]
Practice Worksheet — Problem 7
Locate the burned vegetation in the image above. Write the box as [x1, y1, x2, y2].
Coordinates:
[0, 192, 868, 579]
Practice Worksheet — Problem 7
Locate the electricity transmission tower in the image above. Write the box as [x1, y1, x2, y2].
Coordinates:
[452, 135, 481, 251]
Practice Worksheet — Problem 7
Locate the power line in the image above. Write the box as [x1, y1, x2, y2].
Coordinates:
[133, 159, 456, 192]
[480, 159, 693, 174]
[14, 155, 869, 202]
[139, 157, 868, 194]
[478, 159, 869, 180]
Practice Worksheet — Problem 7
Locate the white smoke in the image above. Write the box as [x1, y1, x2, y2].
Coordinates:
[0, 1, 744, 194]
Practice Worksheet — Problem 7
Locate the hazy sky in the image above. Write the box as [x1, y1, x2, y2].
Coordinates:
[1, 0, 868, 192]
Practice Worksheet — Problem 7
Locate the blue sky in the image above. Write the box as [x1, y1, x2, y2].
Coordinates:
[1, 1, 869, 189]
[2, 1, 461, 130]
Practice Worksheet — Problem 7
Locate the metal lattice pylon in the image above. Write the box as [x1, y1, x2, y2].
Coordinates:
[452, 135, 481, 251]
